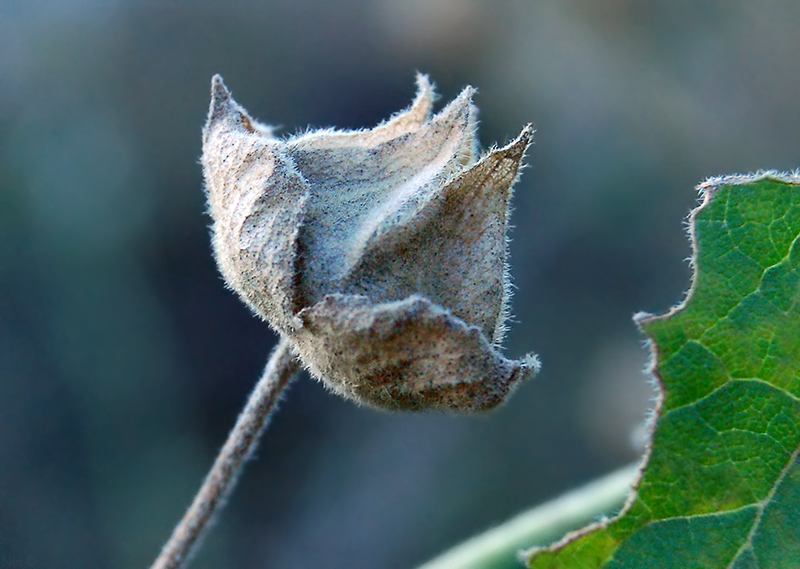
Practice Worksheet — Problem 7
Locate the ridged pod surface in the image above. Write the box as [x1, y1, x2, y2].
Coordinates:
[202, 74, 538, 411]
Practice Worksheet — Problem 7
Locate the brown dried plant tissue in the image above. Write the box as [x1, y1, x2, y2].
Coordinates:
[202, 74, 538, 412]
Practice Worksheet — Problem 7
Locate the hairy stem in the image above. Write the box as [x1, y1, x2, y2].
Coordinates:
[151, 338, 301, 569]
[417, 463, 639, 569]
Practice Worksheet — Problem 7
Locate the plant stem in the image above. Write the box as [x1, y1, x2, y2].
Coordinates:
[150, 338, 301, 569]
[417, 463, 640, 569]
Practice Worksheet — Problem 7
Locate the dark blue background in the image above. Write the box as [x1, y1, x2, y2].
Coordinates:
[2, 1, 798, 567]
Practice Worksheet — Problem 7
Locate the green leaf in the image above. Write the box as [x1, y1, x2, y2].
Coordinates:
[526, 173, 800, 569]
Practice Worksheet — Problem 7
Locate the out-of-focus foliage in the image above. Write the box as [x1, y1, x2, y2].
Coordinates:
[528, 176, 800, 568]
[2, 2, 800, 568]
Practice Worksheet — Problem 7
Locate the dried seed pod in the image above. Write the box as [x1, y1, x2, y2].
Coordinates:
[202, 74, 538, 412]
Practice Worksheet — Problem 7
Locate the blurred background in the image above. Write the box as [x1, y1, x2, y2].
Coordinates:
[2, 1, 799, 567]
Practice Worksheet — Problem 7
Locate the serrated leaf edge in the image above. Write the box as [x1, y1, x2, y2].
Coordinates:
[523, 169, 800, 567]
